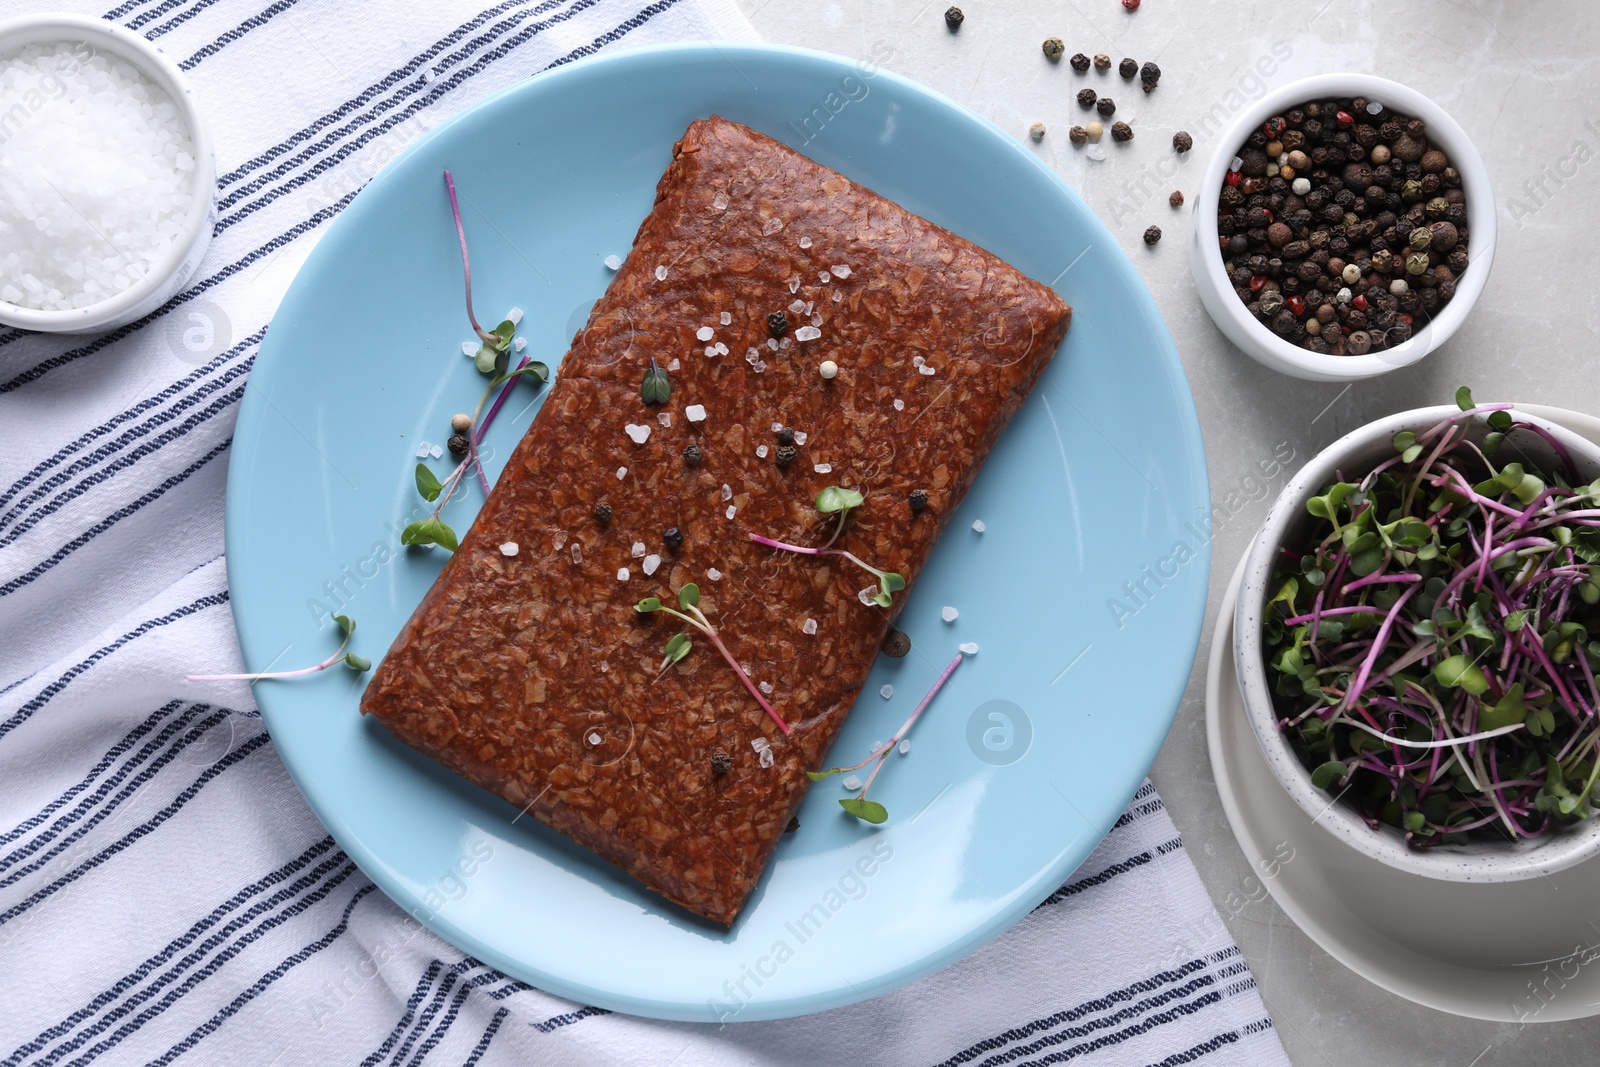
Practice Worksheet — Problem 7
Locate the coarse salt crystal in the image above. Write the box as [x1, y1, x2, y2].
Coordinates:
[830, 264, 851, 279]
[616, 466, 627, 480]
[833, 291, 843, 303]
[685, 404, 707, 423]
[942, 606, 959, 622]
[570, 543, 583, 563]
[893, 399, 905, 411]
[802, 618, 818, 635]
[616, 567, 630, 581]
[756, 444, 769, 458]
[771, 422, 785, 432]
[600, 660, 608, 673]
[499, 542, 519, 557]
[507, 307, 523, 325]
[655, 265, 668, 280]
[721, 483, 733, 501]
[715, 342, 728, 355]
[513, 336, 527, 352]
[747, 348, 762, 364]
[799, 236, 812, 248]
[642, 554, 661, 576]
[726, 504, 737, 519]
[960, 642, 980, 655]
[913, 355, 926, 367]
[819, 272, 832, 284]
[767, 338, 779, 351]
[667, 358, 680, 371]
[880, 684, 893, 699]
[1367, 100, 1383, 114]
[707, 567, 723, 581]
[624, 423, 651, 444]
[814, 462, 832, 474]
[696, 326, 715, 341]
[810, 312, 823, 328]
[1086, 144, 1106, 161]
[553, 531, 568, 550]
[462, 342, 478, 357]
[415, 443, 431, 458]
[631, 541, 646, 558]
[658, 412, 672, 427]
[713, 190, 730, 210]
[763, 217, 784, 235]
[754, 738, 775, 768]
[759, 680, 774, 695]
[858, 586, 877, 605]
[430, 445, 443, 459]
[794, 325, 821, 342]
[604, 254, 622, 270]
[793, 431, 807, 445]
[1231, 155, 1244, 170]
[587, 732, 602, 746]
[972, 519, 986, 533]
[919, 365, 937, 376]
[898, 739, 911, 755]
[842, 774, 862, 791]
[704, 345, 718, 357]
[779, 335, 793, 349]
[720, 311, 732, 325]
[787, 276, 801, 293]
[789, 299, 807, 314]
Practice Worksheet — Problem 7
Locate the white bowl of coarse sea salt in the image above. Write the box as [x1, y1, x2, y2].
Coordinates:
[0, 15, 215, 333]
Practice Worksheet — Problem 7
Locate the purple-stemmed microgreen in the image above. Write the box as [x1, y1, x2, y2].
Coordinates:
[1265, 386, 1600, 847]
[636, 583, 792, 735]
[187, 614, 369, 682]
[808, 650, 964, 823]
[444, 169, 521, 376]
[749, 487, 907, 607]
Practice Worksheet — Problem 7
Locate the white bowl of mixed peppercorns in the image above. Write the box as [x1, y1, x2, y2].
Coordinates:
[1191, 74, 1495, 382]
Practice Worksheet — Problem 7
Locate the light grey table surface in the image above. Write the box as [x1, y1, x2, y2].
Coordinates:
[738, 1, 1600, 1063]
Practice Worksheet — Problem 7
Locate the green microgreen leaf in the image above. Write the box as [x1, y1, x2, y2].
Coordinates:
[1310, 760, 1348, 790]
[636, 597, 663, 613]
[641, 359, 671, 405]
[1455, 385, 1474, 411]
[401, 517, 459, 551]
[415, 463, 444, 502]
[1479, 683, 1528, 730]
[474, 344, 499, 374]
[344, 653, 372, 672]
[839, 797, 888, 824]
[816, 486, 865, 515]
[678, 583, 700, 610]
[663, 632, 692, 663]
[1487, 410, 1513, 432]
[881, 572, 906, 594]
[334, 614, 356, 637]
[1434, 654, 1489, 694]
[1392, 431, 1416, 453]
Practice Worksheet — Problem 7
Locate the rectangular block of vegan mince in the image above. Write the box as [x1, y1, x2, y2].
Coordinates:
[360, 116, 1071, 926]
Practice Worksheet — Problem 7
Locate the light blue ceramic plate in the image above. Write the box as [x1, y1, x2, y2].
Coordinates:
[228, 42, 1209, 1022]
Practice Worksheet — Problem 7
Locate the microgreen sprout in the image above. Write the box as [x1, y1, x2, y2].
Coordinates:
[808, 651, 964, 823]
[749, 487, 907, 607]
[641, 358, 671, 405]
[444, 169, 520, 376]
[1265, 387, 1600, 846]
[636, 583, 791, 735]
[187, 615, 369, 682]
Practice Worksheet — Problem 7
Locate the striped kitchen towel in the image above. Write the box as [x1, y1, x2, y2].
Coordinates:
[0, 0, 1289, 1062]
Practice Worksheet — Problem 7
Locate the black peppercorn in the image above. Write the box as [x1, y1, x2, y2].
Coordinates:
[882, 629, 912, 658]
[1042, 37, 1065, 61]
[1069, 52, 1090, 72]
[1096, 97, 1116, 117]
[1076, 88, 1097, 109]
[1111, 121, 1133, 142]
[909, 488, 929, 512]
[711, 751, 732, 774]
[775, 444, 798, 467]
[594, 501, 612, 523]
[776, 426, 795, 445]
[785, 816, 801, 833]
[1169, 190, 1184, 208]
[767, 310, 788, 336]
[944, 5, 963, 30]
[1119, 57, 1137, 78]
[447, 433, 469, 456]
[1068, 125, 1088, 145]
[1143, 225, 1162, 245]
[682, 442, 701, 467]
[1172, 130, 1193, 153]
[1140, 61, 1160, 92]
[663, 527, 684, 550]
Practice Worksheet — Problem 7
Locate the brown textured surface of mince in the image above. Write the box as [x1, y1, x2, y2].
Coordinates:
[360, 116, 1072, 927]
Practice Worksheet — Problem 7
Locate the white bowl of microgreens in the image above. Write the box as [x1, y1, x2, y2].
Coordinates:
[1235, 389, 1600, 882]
